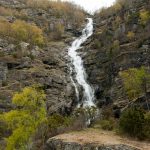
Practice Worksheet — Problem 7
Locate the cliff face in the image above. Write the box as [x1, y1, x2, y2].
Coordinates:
[82, 0, 150, 113]
[0, 0, 85, 114]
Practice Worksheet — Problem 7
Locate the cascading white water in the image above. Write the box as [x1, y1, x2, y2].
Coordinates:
[68, 18, 95, 107]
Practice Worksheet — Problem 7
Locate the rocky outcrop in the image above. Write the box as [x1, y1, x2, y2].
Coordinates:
[0, 39, 76, 114]
[45, 139, 138, 150]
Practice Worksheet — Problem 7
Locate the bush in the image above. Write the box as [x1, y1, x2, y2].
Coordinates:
[100, 119, 114, 131]
[143, 112, 150, 140]
[0, 6, 19, 16]
[119, 107, 145, 139]
[26, 0, 85, 28]
[0, 6, 28, 19]
[48, 114, 73, 130]
[139, 10, 150, 26]
[127, 31, 135, 39]
[0, 20, 44, 47]
[0, 20, 11, 38]
[120, 67, 150, 102]
[12, 20, 44, 46]
[0, 6, 13, 16]
[51, 22, 64, 40]
[93, 118, 116, 131]
[0, 86, 47, 150]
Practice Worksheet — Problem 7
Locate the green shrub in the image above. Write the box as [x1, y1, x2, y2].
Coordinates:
[45, 114, 75, 138]
[0, 86, 47, 150]
[48, 114, 73, 130]
[120, 67, 150, 103]
[143, 112, 150, 140]
[100, 120, 114, 131]
[93, 118, 116, 131]
[119, 107, 145, 139]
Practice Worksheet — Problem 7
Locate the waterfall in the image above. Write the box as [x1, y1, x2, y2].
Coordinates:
[68, 18, 95, 107]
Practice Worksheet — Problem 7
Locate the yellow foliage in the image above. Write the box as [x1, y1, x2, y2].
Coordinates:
[0, 86, 47, 150]
[12, 20, 44, 46]
[120, 67, 150, 100]
[26, 0, 85, 27]
[140, 10, 150, 25]
[0, 20, 11, 37]
[0, 6, 27, 19]
[127, 31, 135, 39]
[0, 20, 44, 46]
[0, 6, 13, 16]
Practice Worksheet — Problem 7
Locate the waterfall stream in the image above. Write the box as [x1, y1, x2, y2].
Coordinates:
[68, 18, 95, 107]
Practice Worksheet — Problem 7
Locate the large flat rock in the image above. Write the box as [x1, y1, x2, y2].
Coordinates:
[46, 129, 150, 150]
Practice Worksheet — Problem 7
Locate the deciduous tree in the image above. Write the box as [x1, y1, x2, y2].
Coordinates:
[0, 86, 46, 150]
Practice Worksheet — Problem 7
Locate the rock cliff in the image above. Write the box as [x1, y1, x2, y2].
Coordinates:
[82, 0, 150, 114]
[0, 0, 85, 114]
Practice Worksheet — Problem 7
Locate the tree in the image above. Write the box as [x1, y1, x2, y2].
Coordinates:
[119, 107, 145, 139]
[12, 20, 44, 46]
[0, 86, 46, 150]
[120, 67, 150, 110]
[0, 20, 45, 47]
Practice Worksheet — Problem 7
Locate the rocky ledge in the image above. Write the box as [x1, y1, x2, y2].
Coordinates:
[45, 129, 150, 150]
[45, 139, 138, 150]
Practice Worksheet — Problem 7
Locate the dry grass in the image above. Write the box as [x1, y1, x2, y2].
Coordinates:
[52, 128, 150, 150]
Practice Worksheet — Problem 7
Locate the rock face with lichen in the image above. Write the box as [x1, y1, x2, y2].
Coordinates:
[81, 0, 150, 115]
[0, 0, 85, 114]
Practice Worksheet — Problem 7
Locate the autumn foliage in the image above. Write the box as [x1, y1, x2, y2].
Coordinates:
[0, 19, 44, 46]
[0, 86, 46, 150]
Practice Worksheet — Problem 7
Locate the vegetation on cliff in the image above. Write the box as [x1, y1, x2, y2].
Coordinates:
[0, 86, 47, 150]
[89, 0, 150, 142]
[120, 67, 150, 102]
[0, 19, 45, 46]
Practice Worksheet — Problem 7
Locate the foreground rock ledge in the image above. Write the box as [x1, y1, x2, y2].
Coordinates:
[46, 139, 138, 150]
[45, 129, 150, 150]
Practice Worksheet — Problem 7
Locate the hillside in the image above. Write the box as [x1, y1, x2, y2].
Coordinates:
[0, 0, 150, 150]
[0, 0, 85, 114]
[82, 0, 150, 114]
